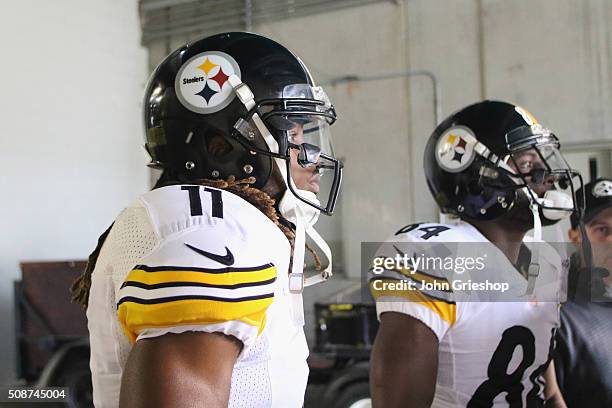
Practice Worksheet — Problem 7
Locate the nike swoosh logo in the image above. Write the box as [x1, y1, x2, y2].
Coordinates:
[184, 243, 235, 266]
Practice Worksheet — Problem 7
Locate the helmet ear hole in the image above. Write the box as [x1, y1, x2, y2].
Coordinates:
[468, 179, 483, 195]
[205, 132, 234, 158]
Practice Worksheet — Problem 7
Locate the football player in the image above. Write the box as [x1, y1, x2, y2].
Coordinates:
[71, 32, 343, 407]
[369, 101, 581, 407]
[554, 178, 612, 406]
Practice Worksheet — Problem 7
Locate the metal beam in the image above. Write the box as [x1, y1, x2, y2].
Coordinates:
[141, 0, 197, 12]
[140, 0, 388, 46]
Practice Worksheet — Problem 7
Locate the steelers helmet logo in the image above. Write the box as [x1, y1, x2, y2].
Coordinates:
[592, 180, 612, 198]
[514, 105, 539, 126]
[435, 126, 477, 172]
[175, 51, 241, 114]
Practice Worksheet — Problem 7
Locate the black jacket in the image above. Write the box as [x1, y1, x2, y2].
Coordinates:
[554, 256, 612, 407]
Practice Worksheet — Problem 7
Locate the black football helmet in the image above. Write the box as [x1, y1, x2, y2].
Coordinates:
[143, 32, 343, 215]
[424, 100, 583, 222]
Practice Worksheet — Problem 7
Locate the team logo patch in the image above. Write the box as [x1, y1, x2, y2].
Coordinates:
[435, 126, 477, 172]
[515, 106, 539, 126]
[175, 51, 241, 114]
[592, 180, 612, 198]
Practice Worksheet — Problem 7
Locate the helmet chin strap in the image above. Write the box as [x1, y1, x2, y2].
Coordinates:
[522, 187, 573, 296]
[283, 189, 333, 287]
[228, 75, 333, 325]
[304, 226, 333, 286]
[279, 191, 333, 283]
[524, 188, 542, 297]
[538, 190, 574, 220]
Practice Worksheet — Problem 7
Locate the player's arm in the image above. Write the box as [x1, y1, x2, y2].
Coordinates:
[115, 225, 277, 407]
[370, 312, 439, 408]
[544, 360, 567, 408]
[120, 331, 241, 408]
[369, 232, 456, 407]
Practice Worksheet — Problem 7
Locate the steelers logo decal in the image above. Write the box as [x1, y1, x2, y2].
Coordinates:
[592, 180, 612, 198]
[514, 106, 539, 126]
[175, 51, 241, 114]
[435, 126, 477, 172]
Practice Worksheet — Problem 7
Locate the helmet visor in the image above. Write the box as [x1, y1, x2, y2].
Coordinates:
[504, 135, 582, 214]
[280, 84, 336, 123]
[256, 83, 342, 214]
[269, 114, 342, 214]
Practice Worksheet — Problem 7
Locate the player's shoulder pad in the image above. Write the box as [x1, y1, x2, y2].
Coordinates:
[522, 234, 566, 272]
[390, 220, 485, 243]
[117, 229, 278, 343]
[134, 184, 286, 244]
[117, 185, 287, 344]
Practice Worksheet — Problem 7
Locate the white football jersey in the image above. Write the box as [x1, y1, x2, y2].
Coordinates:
[87, 185, 308, 408]
[371, 221, 564, 408]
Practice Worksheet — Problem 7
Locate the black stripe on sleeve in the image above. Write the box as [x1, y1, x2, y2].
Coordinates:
[117, 292, 274, 307]
[132, 263, 274, 274]
[120, 277, 276, 290]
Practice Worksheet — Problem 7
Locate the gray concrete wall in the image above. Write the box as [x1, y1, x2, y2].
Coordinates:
[0, 0, 148, 385]
[482, 0, 612, 143]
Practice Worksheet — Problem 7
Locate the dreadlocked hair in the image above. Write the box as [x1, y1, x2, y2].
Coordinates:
[71, 175, 322, 309]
